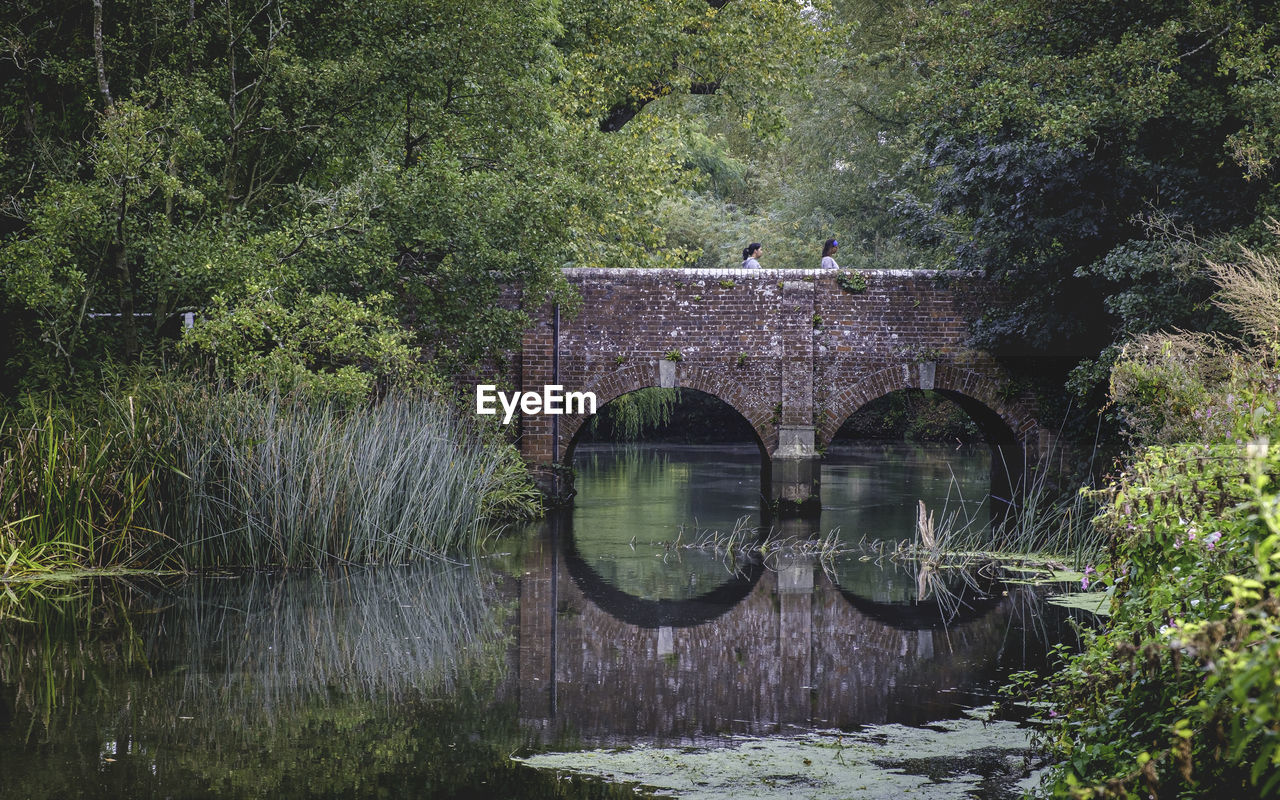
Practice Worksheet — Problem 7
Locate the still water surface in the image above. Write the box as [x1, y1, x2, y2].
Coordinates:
[0, 443, 1084, 799]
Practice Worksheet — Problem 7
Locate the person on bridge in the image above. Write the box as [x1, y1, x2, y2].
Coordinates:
[741, 242, 763, 269]
[820, 239, 839, 270]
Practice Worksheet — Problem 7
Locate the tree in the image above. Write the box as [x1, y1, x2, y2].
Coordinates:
[557, 0, 823, 134]
[0, 0, 823, 395]
[892, 0, 1280, 403]
[635, 0, 945, 273]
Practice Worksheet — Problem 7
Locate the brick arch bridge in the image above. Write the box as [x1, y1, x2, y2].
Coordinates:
[520, 268, 1053, 507]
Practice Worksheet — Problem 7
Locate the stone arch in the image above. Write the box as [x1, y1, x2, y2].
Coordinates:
[558, 362, 772, 464]
[819, 362, 1038, 449]
[819, 363, 1041, 512]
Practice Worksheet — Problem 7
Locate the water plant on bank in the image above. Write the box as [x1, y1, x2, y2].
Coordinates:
[1, 380, 541, 573]
[0, 397, 158, 573]
[662, 515, 849, 567]
[146, 383, 541, 568]
[896, 445, 1108, 573]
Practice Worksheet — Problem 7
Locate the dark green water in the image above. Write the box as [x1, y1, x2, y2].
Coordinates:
[0, 443, 1082, 800]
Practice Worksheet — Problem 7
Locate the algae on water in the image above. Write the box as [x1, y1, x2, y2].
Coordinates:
[519, 708, 1046, 800]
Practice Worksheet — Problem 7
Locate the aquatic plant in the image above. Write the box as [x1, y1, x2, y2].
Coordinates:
[0, 380, 540, 572]
[666, 515, 850, 574]
[0, 397, 158, 571]
[899, 439, 1108, 570]
[148, 384, 539, 568]
[520, 706, 1042, 799]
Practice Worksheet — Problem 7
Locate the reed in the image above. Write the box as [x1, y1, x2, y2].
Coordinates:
[669, 515, 852, 572]
[148, 384, 540, 568]
[905, 447, 1108, 569]
[1, 381, 540, 573]
[0, 398, 157, 573]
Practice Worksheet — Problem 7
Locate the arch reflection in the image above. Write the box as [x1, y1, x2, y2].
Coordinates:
[516, 522, 1080, 743]
[560, 510, 766, 629]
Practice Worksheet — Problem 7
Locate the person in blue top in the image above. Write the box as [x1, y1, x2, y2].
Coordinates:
[820, 239, 839, 269]
[741, 242, 763, 269]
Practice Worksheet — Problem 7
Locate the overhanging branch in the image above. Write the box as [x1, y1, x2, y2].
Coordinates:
[599, 80, 720, 133]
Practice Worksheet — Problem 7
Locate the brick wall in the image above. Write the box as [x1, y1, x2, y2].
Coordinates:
[520, 268, 1042, 468]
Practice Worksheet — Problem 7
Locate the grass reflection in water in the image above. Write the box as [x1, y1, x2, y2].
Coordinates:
[0, 567, 635, 800]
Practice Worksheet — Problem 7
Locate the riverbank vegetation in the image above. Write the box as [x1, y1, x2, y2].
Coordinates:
[1016, 229, 1280, 796]
[1, 381, 539, 573]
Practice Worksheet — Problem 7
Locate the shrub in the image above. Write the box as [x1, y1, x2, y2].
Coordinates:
[1025, 232, 1280, 797]
[835, 268, 868, 293]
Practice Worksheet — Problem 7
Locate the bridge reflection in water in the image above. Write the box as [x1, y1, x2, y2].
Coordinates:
[515, 513, 1079, 745]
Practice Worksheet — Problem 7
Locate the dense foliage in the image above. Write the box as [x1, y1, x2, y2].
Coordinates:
[893, 0, 1280, 405]
[1024, 233, 1280, 797]
[651, 0, 936, 272]
[641, 0, 1280, 425]
[0, 0, 822, 395]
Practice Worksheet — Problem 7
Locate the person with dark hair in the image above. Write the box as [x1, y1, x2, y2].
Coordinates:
[741, 242, 763, 269]
[820, 239, 839, 270]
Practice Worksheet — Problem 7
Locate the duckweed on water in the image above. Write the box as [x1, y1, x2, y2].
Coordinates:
[519, 708, 1047, 800]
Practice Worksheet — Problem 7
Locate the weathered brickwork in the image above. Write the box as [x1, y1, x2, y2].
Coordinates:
[520, 268, 1045, 494]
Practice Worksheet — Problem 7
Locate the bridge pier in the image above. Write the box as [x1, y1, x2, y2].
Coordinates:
[771, 424, 821, 513]
[772, 278, 821, 511]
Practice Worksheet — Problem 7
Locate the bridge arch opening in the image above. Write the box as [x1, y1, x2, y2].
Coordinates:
[564, 386, 771, 527]
[564, 386, 769, 465]
[559, 388, 772, 626]
[824, 386, 1026, 526]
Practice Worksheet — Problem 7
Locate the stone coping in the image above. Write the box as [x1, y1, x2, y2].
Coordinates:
[561, 267, 972, 278]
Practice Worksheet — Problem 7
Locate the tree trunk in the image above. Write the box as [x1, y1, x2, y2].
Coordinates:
[92, 0, 113, 109]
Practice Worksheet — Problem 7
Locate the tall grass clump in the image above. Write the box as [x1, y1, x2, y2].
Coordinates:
[905, 442, 1107, 570]
[0, 397, 158, 573]
[150, 384, 540, 568]
[989, 453, 1107, 567]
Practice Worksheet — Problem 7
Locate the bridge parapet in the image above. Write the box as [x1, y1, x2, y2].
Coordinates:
[521, 268, 1043, 508]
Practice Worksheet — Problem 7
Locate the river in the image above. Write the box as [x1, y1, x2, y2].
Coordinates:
[0, 442, 1089, 799]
